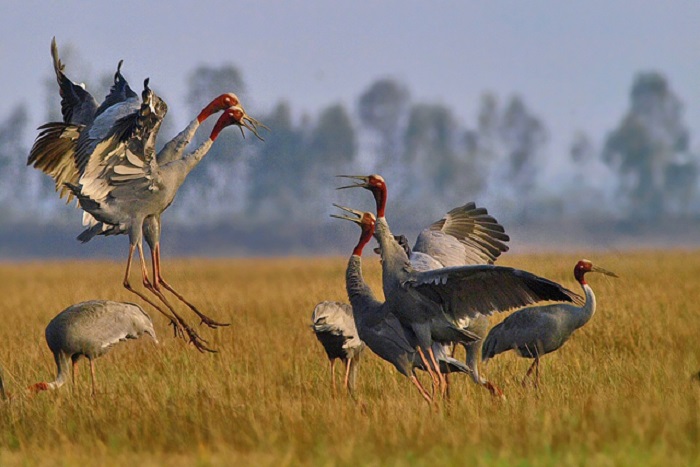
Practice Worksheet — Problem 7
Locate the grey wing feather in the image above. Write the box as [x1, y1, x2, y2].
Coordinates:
[413, 202, 510, 267]
[481, 306, 559, 361]
[311, 301, 362, 351]
[94, 60, 138, 118]
[51, 37, 98, 125]
[406, 264, 583, 322]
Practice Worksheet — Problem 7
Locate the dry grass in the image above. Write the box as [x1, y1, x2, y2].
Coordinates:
[0, 251, 699, 465]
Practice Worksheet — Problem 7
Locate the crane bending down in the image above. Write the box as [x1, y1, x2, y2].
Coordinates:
[311, 301, 366, 395]
[482, 259, 617, 387]
[28, 300, 157, 397]
[336, 174, 582, 396]
[28, 38, 266, 352]
[333, 208, 476, 404]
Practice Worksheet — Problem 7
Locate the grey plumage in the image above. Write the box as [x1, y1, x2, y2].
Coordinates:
[30, 300, 157, 396]
[336, 174, 581, 395]
[481, 259, 617, 386]
[311, 301, 365, 394]
[28, 38, 266, 352]
[335, 210, 475, 403]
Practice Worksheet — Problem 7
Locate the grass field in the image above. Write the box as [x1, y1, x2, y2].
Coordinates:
[0, 251, 699, 466]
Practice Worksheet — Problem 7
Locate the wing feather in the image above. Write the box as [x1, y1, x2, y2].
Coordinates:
[406, 264, 583, 322]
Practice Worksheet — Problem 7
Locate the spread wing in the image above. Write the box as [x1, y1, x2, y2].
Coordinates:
[50, 37, 98, 125]
[412, 202, 510, 268]
[94, 60, 138, 118]
[405, 264, 583, 322]
[78, 80, 166, 206]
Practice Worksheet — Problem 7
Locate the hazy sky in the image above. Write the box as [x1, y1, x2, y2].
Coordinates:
[2, 1, 700, 158]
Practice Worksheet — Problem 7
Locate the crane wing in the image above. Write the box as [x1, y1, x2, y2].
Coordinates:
[404, 264, 583, 321]
[412, 202, 510, 267]
[77, 81, 166, 205]
[50, 37, 98, 126]
[94, 60, 138, 118]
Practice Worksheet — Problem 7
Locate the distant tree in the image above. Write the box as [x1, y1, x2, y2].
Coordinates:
[402, 103, 460, 207]
[357, 78, 410, 174]
[603, 72, 691, 219]
[248, 101, 307, 220]
[308, 103, 356, 165]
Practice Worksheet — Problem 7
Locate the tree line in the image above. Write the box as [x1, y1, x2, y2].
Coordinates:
[0, 53, 696, 250]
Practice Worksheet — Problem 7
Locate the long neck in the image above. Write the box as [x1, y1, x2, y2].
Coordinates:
[50, 351, 71, 390]
[164, 138, 215, 182]
[570, 281, 596, 330]
[374, 218, 409, 273]
[346, 255, 381, 322]
[375, 188, 387, 218]
[156, 118, 200, 165]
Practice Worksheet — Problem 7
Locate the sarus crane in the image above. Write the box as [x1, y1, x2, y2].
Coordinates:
[482, 259, 617, 387]
[311, 301, 365, 395]
[28, 300, 157, 396]
[336, 174, 581, 395]
[332, 207, 476, 404]
[28, 38, 266, 352]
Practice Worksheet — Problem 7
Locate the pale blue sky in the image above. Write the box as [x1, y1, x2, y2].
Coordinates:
[2, 1, 699, 158]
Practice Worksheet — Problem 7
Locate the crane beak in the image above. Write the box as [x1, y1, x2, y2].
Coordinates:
[239, 112, 268, 141]
[330, 203, 363, 224]
[591, 265, 618, 278]
[336, 175, 371, 190]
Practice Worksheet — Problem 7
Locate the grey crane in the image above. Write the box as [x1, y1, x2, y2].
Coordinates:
[28, 300, 157, 396]
[370, 204, 511, 397]
[28, 39, 266, 352]
[482, 259, 617, 387]
[333, 208, 477, 404]
[336, 174, 581, 395]
[311, 301, 366, 395]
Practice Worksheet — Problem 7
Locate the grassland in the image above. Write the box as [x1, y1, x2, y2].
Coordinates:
[0, 251, 699, 466]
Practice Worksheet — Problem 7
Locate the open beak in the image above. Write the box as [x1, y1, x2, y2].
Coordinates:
[336, 175, 371, 190]
[329, 203, 364, 224]
[592, 265, 618, 278]
[237, 107, 269, 141]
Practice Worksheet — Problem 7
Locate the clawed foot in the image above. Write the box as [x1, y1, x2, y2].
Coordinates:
[181, 322, 216, 353]
[197, 313, 230, 329]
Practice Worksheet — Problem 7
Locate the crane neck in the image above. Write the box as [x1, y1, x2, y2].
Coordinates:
[346, 255, 381, 323]
[353, 225, 373, 257]
[374, 188, 387, 218]
[374, 218, 409, 270]
[572, 281, 596, 330]
[156, 118, 200, 165]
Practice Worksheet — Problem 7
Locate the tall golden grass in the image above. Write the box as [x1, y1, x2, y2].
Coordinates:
[0, 251, 698, 465]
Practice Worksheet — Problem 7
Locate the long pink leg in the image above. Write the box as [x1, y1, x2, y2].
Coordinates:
[152, 243, 229, 328]
[343, 359, 353, 393]
[522, 358, 539, 387]
[410, 374, 433, 404]
[427, 346, 447, 397]
[416, 347, 440, 396]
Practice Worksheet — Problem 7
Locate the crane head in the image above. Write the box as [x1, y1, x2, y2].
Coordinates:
[574, 259, 618, 284]
[331, 204, 376, 256]
[336, 174, 387, 217]
[197, 93, 242, 123]
[210, 105, 268, 141]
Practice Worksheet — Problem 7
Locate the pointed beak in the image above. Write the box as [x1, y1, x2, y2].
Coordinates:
[591, 265, 618, 278]
[330, 203, 363, 224]
[237, 106, 268, 141]
[336, 175, 371, 190]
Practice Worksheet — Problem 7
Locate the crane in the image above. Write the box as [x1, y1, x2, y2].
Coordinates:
[28, 39, 266, 352]
[311, 301, 365, 395]
[481, 259, 617, 387]
[335, 174, 581, 395]
[28, 300, 157, 396]
[332, 208, 477, 404]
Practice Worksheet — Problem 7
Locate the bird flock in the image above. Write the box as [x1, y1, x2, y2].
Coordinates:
[1, 39, 617, 403]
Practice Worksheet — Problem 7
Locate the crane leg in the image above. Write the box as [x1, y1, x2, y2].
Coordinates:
[89, 359, 96, 397]
[410, 373, 433, 404]
[522, 358, 538, 387]
[124, 244, 215, 353]
[483, 380, 505, 399]
[151, 243, 229, 329]
[534, 357, 540, 388]
[427, 346, 447, 397]
[343, 358, 353, 394]
[416, 347, 440, 397]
